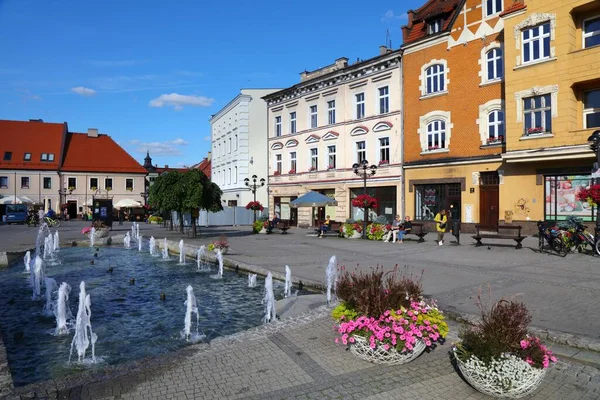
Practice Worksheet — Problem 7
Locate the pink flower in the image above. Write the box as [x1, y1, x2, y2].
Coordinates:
[525, 357, 534, 365]
[383, 344, 390, 351]
[335, 338, 339, 344]
[349, 337, 355, 343]
[370, 342, 376, 349]
[520, 340, 529, 349]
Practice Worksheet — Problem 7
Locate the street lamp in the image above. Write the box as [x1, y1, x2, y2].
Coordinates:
[587, 130, 600, 244]
[244, 174, 265, 222]
[57, 187, 73, 211]
[352, 159, 377, 239]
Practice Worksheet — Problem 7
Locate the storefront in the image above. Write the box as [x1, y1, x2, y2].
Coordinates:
[273, 196, 298, 226]
[349, 186, 397, 222]
[544, 173, 594, 222]
[413, 183, 461, 222]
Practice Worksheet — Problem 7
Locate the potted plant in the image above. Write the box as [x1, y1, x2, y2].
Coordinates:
[106, 187, 112, 191]
[308, 166, 317, 172]
[148, 215, 164, 224]
[288, 169, 296, 174]
[126, 187, 133, 192]
[327, 164, 336, 170]
[273, 171, 281, 176]
[68, 186, 76, 192]
[207, 236, 229, 254]
[366, 223, 387, 241]
[378, 160, 389, 166]
[91, 186, 97, 191]
[453, 288, 556, 398]
[246, 201, 264, 212]
[252, 217, 269, 234]
[333, 267, 448, 365]
[577, 184, 600, 207]
[82, 220, 110, 239]
[342, 221, 362, 239]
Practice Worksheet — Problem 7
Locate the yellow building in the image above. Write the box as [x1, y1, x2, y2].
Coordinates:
[501, 0, 600, 232]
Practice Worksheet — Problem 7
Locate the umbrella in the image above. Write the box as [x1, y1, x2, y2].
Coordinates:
[0, 195, 34, 205]
[114, 198, 142, 209]
[290, 191, 338, 208]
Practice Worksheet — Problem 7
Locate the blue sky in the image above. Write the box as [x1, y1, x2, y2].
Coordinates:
[0, 0, 421, 167]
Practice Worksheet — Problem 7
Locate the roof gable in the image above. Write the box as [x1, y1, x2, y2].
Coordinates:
[402, 0, 465, 46]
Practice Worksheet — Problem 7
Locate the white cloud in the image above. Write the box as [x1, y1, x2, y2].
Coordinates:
[203, 135, 211, 141]
[129, 138, 189, 156]
[382, 10, 408, 22]
[71, 86, 97, 96]
[149, 93, 214, 110]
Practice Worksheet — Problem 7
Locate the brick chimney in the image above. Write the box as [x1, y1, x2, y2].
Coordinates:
[87, 128, 99, 138]
[402, 10, 415, 43]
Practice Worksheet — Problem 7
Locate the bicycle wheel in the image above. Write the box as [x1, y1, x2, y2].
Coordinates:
[53, 219, 61, 228]
[538, 235, 545, 253]
[553, 237, 568, 257]
[595, 239, 600, 256]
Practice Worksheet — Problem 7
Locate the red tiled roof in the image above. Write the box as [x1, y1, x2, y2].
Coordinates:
[0, 119, 66, 170]
[62, 132, 147, 174]
[156, 166, 189, 174]
[194, 158, 211, 179]
[500, 1, 526, 17]
[402, 0, 464, 46]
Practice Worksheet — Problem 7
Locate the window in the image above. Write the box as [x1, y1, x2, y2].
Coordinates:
[41, 153, 48, 161]
[545, 175, 595, 221]
[234, 135, 238, 150]
[275, 154, 282, 174]
[3, 152, 12, 161]
[487, 110, 505, 143]
[356, 141, 366, 163]
[68, 177, 77, 189]
[24, 153, 31, 161]
[228, 168, 231, 184]
[485, 0, 502, 17]
[289, 112, 297, 134]
[310, 105, 318, 128]
[584, 89, 600, 128]
[328, 145, 336, 169]
[228, 137, 232, 153]
[126, 179, 134, 191]
[426, 64, 445, 94]
[328, 100, 336, 124]
[584, 16, 600, 49]
[415, 184, 461, 221]
[275, 116, 282, 137]
[234, 166, 237, 183]
[48, 153, 54, 161]
[43, 177, 52, 189]
[105, 178, 113, 190]
[355, 93, 365, 119]
[428, 19, 442, 34]
[486, 48, 503, 81]
[522, 23, 551, 64]
[21, 177, 29, 189]
[90, 178, 98, 190]
[523, 94, 552, 135]
[427, 120, 446, 150]
[379, 137, 390, 164]
[0, 176, 7, 188]
[290, 152, 297, 172]
[378, 87, 389, 114]
[310, 148, 318, 171]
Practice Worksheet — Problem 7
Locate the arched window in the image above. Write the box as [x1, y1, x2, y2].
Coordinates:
[427, 120, 446, 150]
[425, 64, 445, 94]
[487, 110, 504, 143]
[486, 48, 503, 81]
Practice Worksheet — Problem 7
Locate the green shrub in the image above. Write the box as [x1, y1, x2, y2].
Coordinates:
[331, 303, 358, 322]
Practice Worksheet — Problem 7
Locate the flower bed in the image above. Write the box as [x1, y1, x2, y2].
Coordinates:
[366, 223, 387, 241]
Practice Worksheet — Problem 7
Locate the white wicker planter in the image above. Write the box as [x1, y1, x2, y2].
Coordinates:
[454, 352, 546, 398]
[349, 335, 426, 365]
[346, 231, 362, 239]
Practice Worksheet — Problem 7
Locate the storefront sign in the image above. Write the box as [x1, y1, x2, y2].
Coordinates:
[505, 210, 513, 224]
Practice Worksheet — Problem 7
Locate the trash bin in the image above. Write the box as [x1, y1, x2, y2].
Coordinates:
[452, 220, 461, 245]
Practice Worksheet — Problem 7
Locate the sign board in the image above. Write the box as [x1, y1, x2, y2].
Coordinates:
[464, 204, 473, 223]
[505, 210, 513, 224]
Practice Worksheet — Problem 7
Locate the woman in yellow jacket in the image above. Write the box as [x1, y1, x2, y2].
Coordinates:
[434, 209, 447, 246]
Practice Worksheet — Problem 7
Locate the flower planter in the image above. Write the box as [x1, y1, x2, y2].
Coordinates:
[347, 231, 362, 239]
[350, 336, 426, 365]
[215, 247, 228, 255]
[454, 352, 546, 399]
[87, 228, 109, 239]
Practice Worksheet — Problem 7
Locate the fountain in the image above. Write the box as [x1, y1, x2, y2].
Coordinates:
[34, 216, 49, 256]
[326, 255, 337, 305]
[248, 274, 257, 288]
[196, 246, 211, 271]
[131, 223, 136, 241]
[136, 223, 140, 241]
[181, 285, 200, 341]
[138, 235, 143, 252]
[55, 282, 73, 335]
[53, 231, 59, 252]
[179, 240, 185, 264]
[149, 236, 156, 256]
[263, 272, 276, 323]
[162, 238, 169, 260]
[284, 265, 292, 297]
[43, 277, 58, 317]
[212, 250, 223, 279]
[69, 282, 97, 363]
[32, 256, 44, 300]
[43, 234, 54, 259]
[89, 227, 96, 248]
[23, 251, 31, 273]
[124, 232, 131, 249]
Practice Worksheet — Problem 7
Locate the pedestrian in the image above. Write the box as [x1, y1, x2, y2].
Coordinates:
[434, 209, 447, 246]
[63, 207, 69, 221]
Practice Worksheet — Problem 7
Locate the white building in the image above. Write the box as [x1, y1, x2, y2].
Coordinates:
[210, 89, 280, 208]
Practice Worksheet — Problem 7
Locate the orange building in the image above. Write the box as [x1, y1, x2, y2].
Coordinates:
[401, 0, 510, 231]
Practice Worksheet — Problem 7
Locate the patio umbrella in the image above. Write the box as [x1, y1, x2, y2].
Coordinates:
[114, 198, 142, 209]
[290, 191, 338, 208]
[0, 195, 34, 205]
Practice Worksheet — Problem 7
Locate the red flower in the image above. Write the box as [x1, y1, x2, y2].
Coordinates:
[577, 184, 600, 205]
[288, 169, 296, 174]
[351, 194, 378, 210]
[246, 201, 264, 211]
[273, 171, 281, 176]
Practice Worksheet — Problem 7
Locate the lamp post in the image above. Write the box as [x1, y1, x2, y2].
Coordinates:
[588, 130, 600, 246]
[352, 159, 377, 239]
[57, 187, 73, 215]
[244, 174, 265, 223]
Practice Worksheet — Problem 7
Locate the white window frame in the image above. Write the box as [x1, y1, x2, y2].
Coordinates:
[289, 111, 297, 134]
[228, 137, 232, 153]
[355, 93, 365, 119]
[484, 0, 502, 17]
[275, 154, 282, 174]
[584, 89, 600, 129]
[418, 110, 453, 153]
[41, 153, 48, 161]
[328, 145, 336, 169]
[583, 15, 600, 49]
[234, 166, 237, 184]
[327, 100, 336, 125]
[234, 134, 238, 151]
[522, 23, 551, 64]
[523, 94, 552, 136]
[104, 177, 113, 190]
[477, 99, 505, 145]
[428, 19, 442, 34]
[125, 178, 134, 191]
[426, 65, 445, 94]
[43, 176, 52, 189]
[275, 116, 282, 137]
[487, 110, 505, 143]
[420, 59, 449, 97]
[24, 153, 31, 161]
[89, 177, 99, 190]
[486, 48, 503, 81]
[309, 148, 318, 171]
[289, 151, 297, 173]
[426, 120, 447, 151]
[378, 86, 390, 114]
[355, 141, 367, 164]
[67, 176, 77, 190]
[228, 168, 231, 184]
[48, 153, 55, 161]
[309, 105, 318, 128]
[378, 137, 390, 164]
[479, 43, 503, 84]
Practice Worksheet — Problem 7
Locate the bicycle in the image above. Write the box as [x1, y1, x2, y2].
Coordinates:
[44, 217, 61, 228]
[26, 214, 38, 227]
[537, 221, 568, 257]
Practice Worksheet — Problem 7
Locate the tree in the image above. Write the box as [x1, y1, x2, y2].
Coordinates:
[148, 171, 184, 231]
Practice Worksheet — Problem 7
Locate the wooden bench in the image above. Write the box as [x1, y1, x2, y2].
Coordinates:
[314, 221, 343, 237]
[406, 222, 427, 243]
[472, 224, 527, 249]
[267, 220, 291, 234]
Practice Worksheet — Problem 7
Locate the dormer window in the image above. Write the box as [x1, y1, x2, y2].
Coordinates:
[41, 153, 48, 161]
[428, 19, 442, 34]
[24, 153, 31, 161]
[3, 152, 12, 161]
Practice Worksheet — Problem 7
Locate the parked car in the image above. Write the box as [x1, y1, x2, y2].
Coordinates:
[5, 204, 28, 224]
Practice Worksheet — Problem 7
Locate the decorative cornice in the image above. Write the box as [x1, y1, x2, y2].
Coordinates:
[271, 142, 283, 150]
[285, 139, 299, 148]
[372, 121, 393, 132]
[350, 126, 369, 136]
[322, 131, 340, 141]
[305, 134, 321, 143]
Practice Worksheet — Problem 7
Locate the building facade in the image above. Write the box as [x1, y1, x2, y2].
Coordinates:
[264, 47, 402, 227]
[401, 0, 509, 231]
[210, 89, 279, 208]
[500, 0, 600, 230]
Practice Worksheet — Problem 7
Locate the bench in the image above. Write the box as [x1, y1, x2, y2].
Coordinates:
[267, 220, 291, 234]
[406, 222, 427, 243]
[472, 224, 527, 249]
[314, 221, 343, 237]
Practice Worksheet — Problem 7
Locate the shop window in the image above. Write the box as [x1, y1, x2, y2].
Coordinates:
[545, 175, 595, 222]
[350, 187, 397, 222]
[415, 183, 462, 221]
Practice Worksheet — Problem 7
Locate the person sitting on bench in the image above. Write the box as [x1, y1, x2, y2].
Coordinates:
[319, 215, 331, 238]
[384, 215, 401, 243]
[267, 214, 281, 233]
[397, 216, 412, 244]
